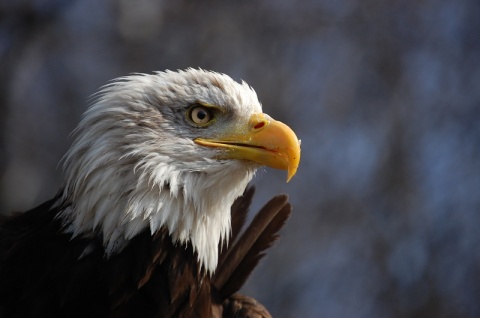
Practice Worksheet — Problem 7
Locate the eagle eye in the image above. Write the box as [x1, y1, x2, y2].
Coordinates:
[188, 105, 214, 127]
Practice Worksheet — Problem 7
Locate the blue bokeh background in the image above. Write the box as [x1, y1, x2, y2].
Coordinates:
[1, 1, 479, 317]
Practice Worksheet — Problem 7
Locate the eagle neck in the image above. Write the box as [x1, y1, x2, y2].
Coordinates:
[58, 158, 255, 274]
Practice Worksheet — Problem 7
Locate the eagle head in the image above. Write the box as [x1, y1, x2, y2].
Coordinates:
[59, 69, 300, 273]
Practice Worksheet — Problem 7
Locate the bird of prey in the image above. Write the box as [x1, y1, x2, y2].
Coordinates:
[0, 69, 300, 317]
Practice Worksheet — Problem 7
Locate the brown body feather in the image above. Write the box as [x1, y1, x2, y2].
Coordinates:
[0, 187, 290, 318]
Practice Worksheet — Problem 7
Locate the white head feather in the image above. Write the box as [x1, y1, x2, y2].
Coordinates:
[58, 69, 262, 273]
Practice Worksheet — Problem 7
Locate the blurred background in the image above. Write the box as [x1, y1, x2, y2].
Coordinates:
[1, 1, 480, 317]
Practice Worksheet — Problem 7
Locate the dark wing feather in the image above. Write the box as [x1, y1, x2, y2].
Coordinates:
[218, 187, 255, 267]
[214, 193, 292, 299]
[228, 187, 255, 248]
[223, 294, 272, 318]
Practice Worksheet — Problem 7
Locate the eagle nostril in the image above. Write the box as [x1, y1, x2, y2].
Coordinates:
[253, 121, 265, 130]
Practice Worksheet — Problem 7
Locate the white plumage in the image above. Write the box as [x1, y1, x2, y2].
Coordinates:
[59, 69, 263, 273]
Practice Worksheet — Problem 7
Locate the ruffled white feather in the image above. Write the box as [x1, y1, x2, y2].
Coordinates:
[58, 69, 261, 273]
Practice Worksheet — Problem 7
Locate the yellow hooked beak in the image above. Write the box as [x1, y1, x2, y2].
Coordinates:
[194, 113, 301, 182]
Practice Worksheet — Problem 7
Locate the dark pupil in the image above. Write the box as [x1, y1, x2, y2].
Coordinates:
[197, 109, 207, 120]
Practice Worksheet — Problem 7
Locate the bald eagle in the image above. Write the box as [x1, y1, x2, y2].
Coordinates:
[0, 69, 300, 317]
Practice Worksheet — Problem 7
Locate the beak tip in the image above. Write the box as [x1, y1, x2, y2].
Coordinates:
[285, 164, 299, 183]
